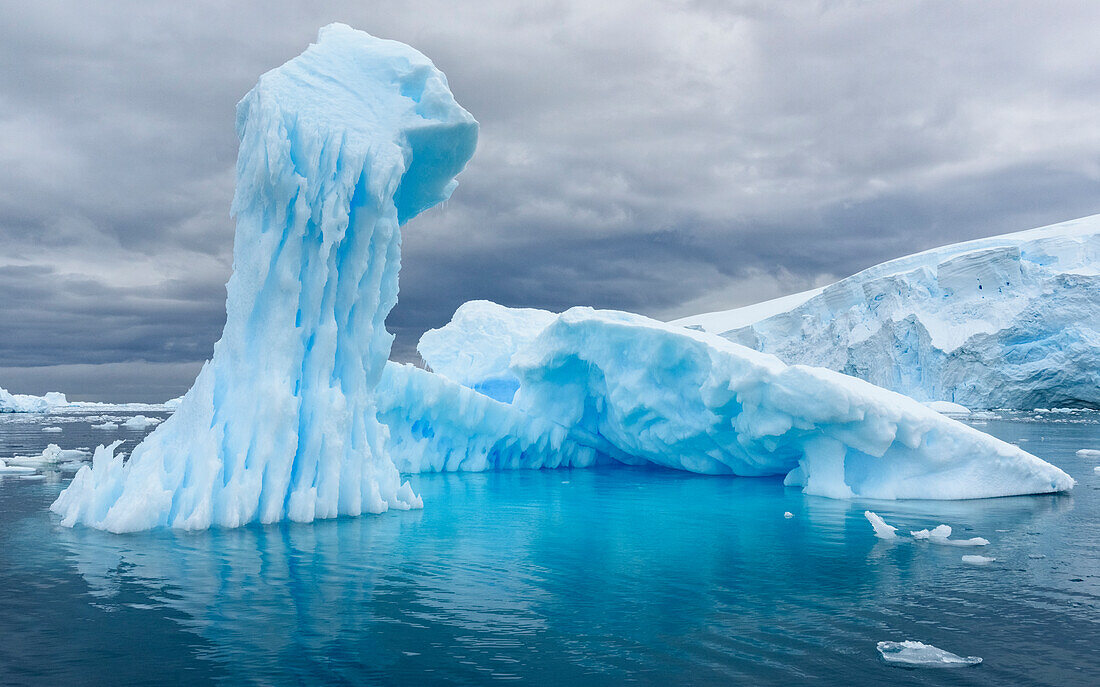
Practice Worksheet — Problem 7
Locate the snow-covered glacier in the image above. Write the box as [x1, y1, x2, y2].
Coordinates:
[673, 215, 1100, 409]
[408, 305, 1072, 499]
[52, 24, 478, 532]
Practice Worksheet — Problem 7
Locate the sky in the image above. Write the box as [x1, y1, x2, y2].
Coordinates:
[1, 1, 1098, 401]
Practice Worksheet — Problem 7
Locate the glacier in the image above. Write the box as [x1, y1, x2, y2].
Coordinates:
[404, 305, 1072, 499]
[52, 24, 477, 532]
[673, 215, 1100, 410]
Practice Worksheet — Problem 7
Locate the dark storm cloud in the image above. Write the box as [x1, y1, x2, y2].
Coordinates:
[1, 0, 1098, 400]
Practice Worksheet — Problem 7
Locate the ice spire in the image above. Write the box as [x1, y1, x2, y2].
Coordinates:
[52, 24, 478, 532]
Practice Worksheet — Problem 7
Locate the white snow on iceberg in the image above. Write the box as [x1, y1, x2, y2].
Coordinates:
[52, 24, 477, 532]
[673, 215, 1100, 410]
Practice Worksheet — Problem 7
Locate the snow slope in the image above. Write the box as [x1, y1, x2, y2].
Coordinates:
[673, 215, 1100, 409]
[52, 25, 477, 532]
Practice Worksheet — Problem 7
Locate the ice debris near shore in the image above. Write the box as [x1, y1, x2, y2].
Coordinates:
[414, 304, 1073, 499]
[0, 387, 67, 413]
[52, 24, 477, 532]
[877, 641, 982, 667]
[674, 214, 1100, 410]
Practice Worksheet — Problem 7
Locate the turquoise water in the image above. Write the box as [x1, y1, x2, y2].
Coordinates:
[1, 410, 1099, 685]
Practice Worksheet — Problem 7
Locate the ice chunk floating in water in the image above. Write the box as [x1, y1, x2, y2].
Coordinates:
[877, 641, 982, 667]
[52, 24, 478, 532]
[865, 511, 898, 539]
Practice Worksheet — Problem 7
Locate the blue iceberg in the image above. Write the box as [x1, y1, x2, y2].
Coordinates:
[403, 306, 1073, 499]
[52, 25, 478, 532]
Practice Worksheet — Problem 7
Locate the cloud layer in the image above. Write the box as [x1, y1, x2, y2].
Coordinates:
[1, 1, 1097, 400]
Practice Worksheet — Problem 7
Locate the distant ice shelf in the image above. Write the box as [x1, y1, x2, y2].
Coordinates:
[672, 214, 1100, 410]
[0, 387, 67, 413]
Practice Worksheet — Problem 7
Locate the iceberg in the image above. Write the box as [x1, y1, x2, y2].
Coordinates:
[404, 304, 1073, 499]
[378, 363, 598, 473]
[0, 387, 67, 413]
[418, 300, 556, 402]
[52, 24, 477, 532]
[673, 215, 1100, 410]
[876, 640, 982, 667]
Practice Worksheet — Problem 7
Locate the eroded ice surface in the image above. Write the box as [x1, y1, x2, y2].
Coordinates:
[52, 24, 477, 532]
[876, 641, 982, 667]
[674, 215, 1100, 410]
[396, 305, 1073, 499]
[377, 363, 597, 473]
[418, 300, 556, 402]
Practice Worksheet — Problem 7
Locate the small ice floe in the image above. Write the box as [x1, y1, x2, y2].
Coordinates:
[910, 524, 989, 547]
[923, 401, 971, 416]
[865, 511, 897, 539]
[92, 421, 118, 430]
[0, 460, 37, 475]
[1094, 466, 1100, 475]
[1028, 554, 1046, 559]
[121, 415, 161, 430]
[962, 555, 996, 565]
[783, 511, 794, 519]
[42, 426, 63, 433]
[6, 444, 91, 469]
[877, 640, 981, 667]
[1076, 449, 1100, 459]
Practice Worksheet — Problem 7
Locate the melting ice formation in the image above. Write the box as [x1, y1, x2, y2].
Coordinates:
[0, 387, 67, 413]
[410, 303, 1073, 499]
[877, 641, 982, 668]
[673, 215, 1100, 410]
[52, 25, 478, 532]
[50, 26, 1074, 533]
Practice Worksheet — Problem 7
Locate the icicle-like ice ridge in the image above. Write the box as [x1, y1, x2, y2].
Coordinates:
[52, 24, 478, 532]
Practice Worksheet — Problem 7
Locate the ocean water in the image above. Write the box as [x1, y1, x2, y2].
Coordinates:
[1, 409, 1099, 686]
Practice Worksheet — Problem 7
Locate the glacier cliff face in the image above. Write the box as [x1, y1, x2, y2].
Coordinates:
[52, 25, 477, 532]
[402, 305, 1073, 499]
[673, 215, 1100, 409]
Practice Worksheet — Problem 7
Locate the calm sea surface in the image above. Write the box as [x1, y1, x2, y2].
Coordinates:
[0, 408, 1098, 685]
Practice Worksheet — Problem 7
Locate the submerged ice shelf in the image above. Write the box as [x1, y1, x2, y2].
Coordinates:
[52, 24, 478, 532]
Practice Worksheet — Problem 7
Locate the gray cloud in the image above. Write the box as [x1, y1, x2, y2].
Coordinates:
[1, 0, 1097, 400]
